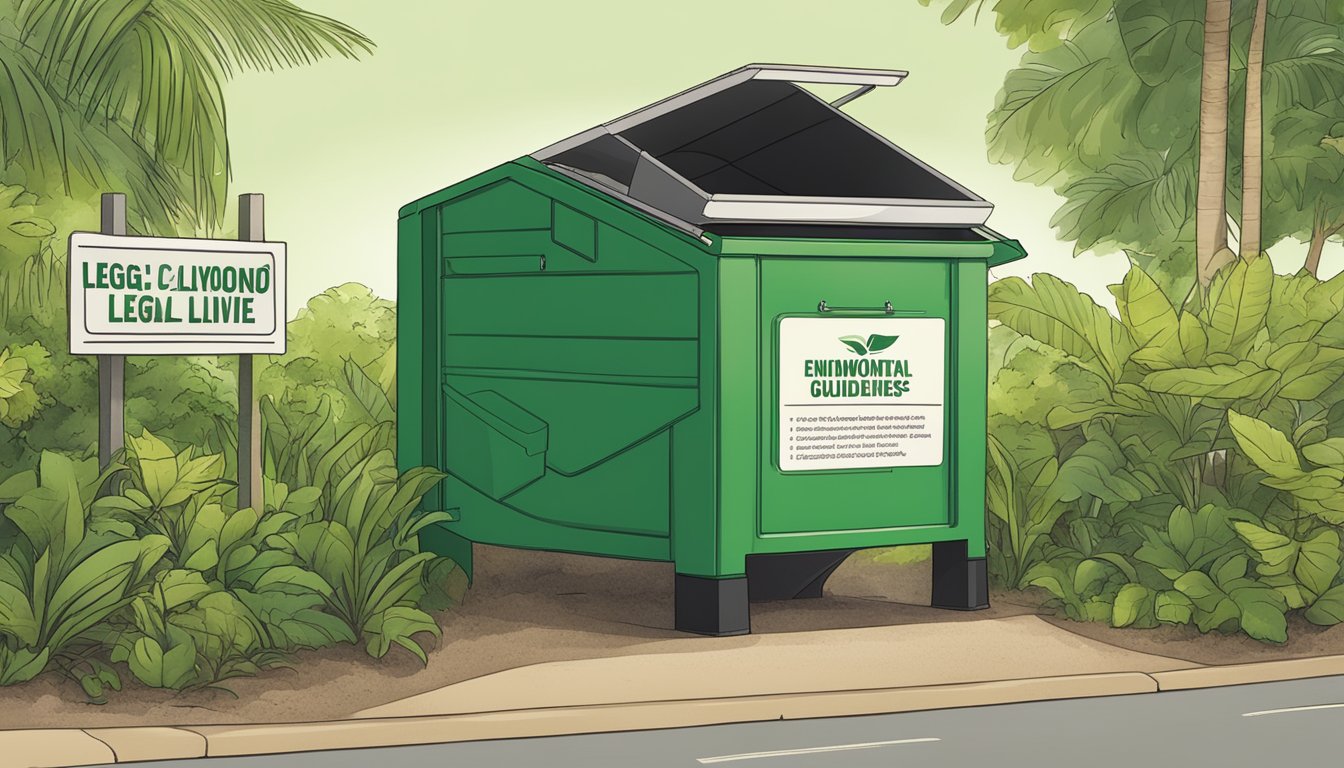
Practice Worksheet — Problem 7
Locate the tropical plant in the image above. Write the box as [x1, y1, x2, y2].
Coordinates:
[0, 0, 372, 233]
[985, 257, 1344, 642]
[268, 442, 450, 662]
[0, 452, 168, 686]
[921, 0, 1344, 290]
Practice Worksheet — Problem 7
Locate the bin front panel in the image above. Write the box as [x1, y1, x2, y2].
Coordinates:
[757, 257, 953, 535]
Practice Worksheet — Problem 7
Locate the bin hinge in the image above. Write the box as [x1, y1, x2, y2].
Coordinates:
[817, 300, 895, 314]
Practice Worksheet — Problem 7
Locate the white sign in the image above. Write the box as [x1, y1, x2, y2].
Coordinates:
[779, 317, 945, 471]
[68, 232, 286, 354]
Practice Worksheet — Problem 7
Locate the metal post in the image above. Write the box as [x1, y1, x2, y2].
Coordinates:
[98, 193, 126, 470]
[237, 194, 265, 510]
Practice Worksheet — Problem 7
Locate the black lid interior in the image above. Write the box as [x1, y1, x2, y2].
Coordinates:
[547, 79, 971, 201]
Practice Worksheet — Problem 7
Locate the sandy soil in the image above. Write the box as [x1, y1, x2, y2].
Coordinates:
[1, 545, 1341, 729]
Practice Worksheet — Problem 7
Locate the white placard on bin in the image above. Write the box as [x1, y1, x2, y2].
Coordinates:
[779, 317, 945, 471]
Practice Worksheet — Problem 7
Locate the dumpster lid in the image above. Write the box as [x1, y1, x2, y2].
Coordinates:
[533, 64, 993, 231]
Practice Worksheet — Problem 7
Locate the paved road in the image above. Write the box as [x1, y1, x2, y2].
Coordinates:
[106, 676, 1344, 768]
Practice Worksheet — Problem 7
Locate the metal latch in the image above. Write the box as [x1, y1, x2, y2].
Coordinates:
[817, 300, 895, 314]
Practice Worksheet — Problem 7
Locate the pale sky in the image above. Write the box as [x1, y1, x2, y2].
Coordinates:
[222, 0, 1342, 314]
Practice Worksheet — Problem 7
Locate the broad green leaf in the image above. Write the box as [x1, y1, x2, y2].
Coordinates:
[0, 580, 38, 646]
[1213, 554, 1249, 587]
[1115, 0, 1203, 86]
[1296, 528, 1342, 598]
[0, 468, 37, 503]
[0, 646, 49, 685]
[1142, 362, 1279, 400]
[157, 569, 215, 610]
[1305, 584, 1344, 625]
[1054, 436, 1147, 505]
[1303, 438, 1344, 469]
[1233, 522, 1296, 575]
[1024, 561, 1077, 603]
[1113, 262, 1179, 354]
[1173, 571, 1240, 633]
[1111, 583, 1153, 628]
[363, 605, 439, 664]
[1073, 558, 1113, 596]
[7, 218, 55, 238]
[128, 636, 197, 690]
[1227, 411, 1303, 479]
[1206, 256, 1274, 356]
[0, 349, 30, 399]
[1154, 590, 1194, 625]
[254, 565, 334, 597]
[1169, 506, 1195, 555]
[1274, 344, 1344, 400]
[341, 357, 395, 425]
[988, 274, 1134, 385]
[1230, 585, 1288, 644]
[234, 589, 354, 650]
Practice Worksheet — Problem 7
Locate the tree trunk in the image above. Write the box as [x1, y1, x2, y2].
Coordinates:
[1306, 211, 1344, 277]
[1240, 0, 1268, 261]
[1197, 0, 1234, 286]
[1306, 225, 1327, 276]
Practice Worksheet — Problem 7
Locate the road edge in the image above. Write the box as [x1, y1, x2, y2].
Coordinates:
[6, 654, 1344, 766]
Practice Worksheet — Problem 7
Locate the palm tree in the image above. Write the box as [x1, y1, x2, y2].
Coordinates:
[1239, 0, 1269, 262]
[1196, 0, 1234, 286]
[0, 0, 372, 235]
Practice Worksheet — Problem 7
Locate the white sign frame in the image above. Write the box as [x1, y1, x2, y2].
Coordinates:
[68, 232, 287, 355]
[778, 316, 946, 472]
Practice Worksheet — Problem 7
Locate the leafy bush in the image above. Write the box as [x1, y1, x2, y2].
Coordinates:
[988, 258, 1344, 642]
[0, 453, 167, 689]
[0, 425, 448, 697]
[260, 417, 450, 662]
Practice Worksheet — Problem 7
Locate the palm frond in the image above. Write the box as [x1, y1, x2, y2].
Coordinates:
[0, 36, 68, 188]
[10, 0, 373, 228]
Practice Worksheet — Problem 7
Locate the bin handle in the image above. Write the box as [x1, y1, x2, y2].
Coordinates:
[817, 300, 915, 315]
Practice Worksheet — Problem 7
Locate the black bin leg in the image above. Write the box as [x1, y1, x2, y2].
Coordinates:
[675, 574, 749, 636]
[931, 540, 989, 611]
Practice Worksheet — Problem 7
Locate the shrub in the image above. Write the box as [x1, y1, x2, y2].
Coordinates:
[0, 425, 449, 697]
[988, 258, 1344, 642]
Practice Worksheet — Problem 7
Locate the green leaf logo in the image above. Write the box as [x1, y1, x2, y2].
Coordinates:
[839, 336, 869, 356]
[837, 334, 899, 356]
[866, 334, 898, 353]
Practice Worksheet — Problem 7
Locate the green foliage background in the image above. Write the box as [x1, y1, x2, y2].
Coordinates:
[987, 259, 1344, 642]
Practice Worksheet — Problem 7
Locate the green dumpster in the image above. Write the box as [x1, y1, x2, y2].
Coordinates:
[397, 64, 1027, 636]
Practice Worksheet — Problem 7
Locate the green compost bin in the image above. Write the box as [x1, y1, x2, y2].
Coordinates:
[397, 64, 1027, 636]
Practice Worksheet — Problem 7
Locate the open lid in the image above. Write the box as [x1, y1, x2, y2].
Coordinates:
[533, 64, 993, 231]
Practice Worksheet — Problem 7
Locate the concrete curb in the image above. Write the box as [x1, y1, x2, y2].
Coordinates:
[1152, 654, 1344, 691]
[3, 672, 1152, 767]
[5, 655, 1344, 766]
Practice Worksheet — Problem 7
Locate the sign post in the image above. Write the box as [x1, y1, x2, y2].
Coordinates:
[237, 194, 265, 511]
[97, 193, 127, 470]
[69, 201, 287, 503]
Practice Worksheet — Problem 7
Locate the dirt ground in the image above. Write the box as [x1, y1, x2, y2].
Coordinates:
[1, 545, 1342, 729]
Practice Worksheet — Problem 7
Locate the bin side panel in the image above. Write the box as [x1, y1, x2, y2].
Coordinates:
[429, 171, 712, 560]
[507, 431, 673, 537]
[440, 178, 552, 234]
[951, 260, 989, 559]
[396, 209, 443, 509]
